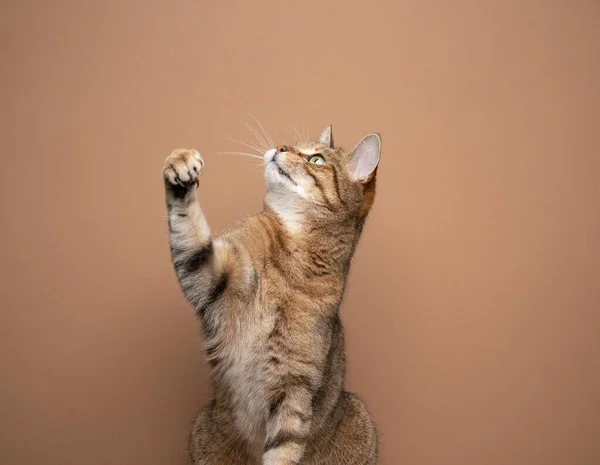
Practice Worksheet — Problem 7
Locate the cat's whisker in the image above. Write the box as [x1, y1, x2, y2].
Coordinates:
[239, 121, 269, 153]
[248, 113, 274, 149]
[241, 119, 270, 152]
[285, 124, 303, 144]
[302, 121, 310, 142]
[211, 151, 264, 160]
[226, 137, 265, 155]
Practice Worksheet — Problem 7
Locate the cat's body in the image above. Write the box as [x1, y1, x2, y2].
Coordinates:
[163, 127, 380, 464]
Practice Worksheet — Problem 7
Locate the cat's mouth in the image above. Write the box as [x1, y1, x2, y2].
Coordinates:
[272, 160, 297, 185]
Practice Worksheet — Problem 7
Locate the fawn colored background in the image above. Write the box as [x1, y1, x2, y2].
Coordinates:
[1, 1, 599, 464]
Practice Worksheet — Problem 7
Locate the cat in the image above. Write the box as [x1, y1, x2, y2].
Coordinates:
[163, 125, 380, 464]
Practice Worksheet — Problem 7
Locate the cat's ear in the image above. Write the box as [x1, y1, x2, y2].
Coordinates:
[347, 133, 381, 183]
[319, 125, 334, 148]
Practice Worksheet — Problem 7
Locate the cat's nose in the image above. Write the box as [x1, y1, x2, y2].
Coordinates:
[276, 145, 289, 153]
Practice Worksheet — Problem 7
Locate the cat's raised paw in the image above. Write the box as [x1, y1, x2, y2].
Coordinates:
[164, 149, 204, 188]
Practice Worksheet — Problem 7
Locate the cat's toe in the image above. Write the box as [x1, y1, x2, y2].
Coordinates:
[164, 149, 204, 188]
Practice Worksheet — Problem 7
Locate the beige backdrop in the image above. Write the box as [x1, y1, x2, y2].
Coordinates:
[1, 1, 599, 464]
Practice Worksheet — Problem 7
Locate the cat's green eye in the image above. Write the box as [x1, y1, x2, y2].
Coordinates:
[308, 155, 326, 165]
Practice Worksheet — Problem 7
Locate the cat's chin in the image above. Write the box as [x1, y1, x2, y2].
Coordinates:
[265, 161, 296, 188]
[274, 161, 297, 185]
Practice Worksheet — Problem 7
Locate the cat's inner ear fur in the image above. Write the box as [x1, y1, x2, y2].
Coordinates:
[347, 134, 381, 183]
[319, 125, 334, 148]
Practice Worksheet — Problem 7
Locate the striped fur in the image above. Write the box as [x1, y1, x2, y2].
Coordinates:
[164, 129, 380, 464]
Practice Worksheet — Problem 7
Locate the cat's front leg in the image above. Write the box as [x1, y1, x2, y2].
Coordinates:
[163, 149, 237, 319]
[163, 148, 209, 259]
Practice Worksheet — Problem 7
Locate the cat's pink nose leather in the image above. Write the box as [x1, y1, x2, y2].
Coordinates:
[276, 145, 289, 153]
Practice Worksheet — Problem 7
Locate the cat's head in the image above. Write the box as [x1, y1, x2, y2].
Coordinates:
[263, 126, 381, 231]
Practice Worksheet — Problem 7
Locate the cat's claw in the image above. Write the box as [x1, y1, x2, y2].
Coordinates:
[164, 149, 204, 189]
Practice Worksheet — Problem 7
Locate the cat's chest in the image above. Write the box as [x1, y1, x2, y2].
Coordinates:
[217, 297, 331, 441]
[223, 297, 319, 375]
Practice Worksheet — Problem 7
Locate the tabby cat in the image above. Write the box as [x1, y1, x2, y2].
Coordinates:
[163, 126, 381, 464]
